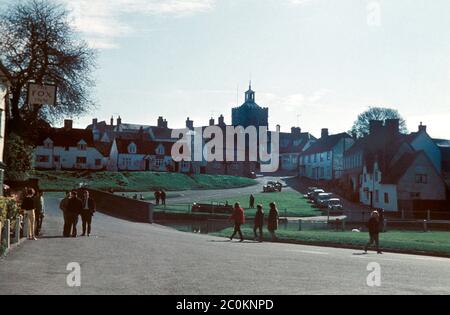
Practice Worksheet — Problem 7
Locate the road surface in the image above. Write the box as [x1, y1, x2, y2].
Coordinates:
[0, 194, 449, 295]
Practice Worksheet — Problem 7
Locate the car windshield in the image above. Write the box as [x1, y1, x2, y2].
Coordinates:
[329, 199, 340, 205]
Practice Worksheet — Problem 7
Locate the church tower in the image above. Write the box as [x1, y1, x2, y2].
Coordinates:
[232, 83, 269, 128]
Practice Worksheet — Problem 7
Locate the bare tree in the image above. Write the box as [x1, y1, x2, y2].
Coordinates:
[0, 0, 96, 137]
[350, 107, 408, 138]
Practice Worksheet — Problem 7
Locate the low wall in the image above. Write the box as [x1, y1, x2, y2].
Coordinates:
[86, 189, 153, 223]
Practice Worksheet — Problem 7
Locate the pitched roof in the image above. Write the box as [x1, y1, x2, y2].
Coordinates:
[434, 138, 450, 147]
[279, 132, 316, 154]
[380, 151, 424, 184]
[38, 128, 94, 147]
[115, 138, 173, 155]
[302, 133, 351, 155]
[94, 141, 113, 157]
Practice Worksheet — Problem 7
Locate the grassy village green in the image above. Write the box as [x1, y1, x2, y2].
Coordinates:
[154, 191, 322, 218]
[212, 227, 450, 256]
[34, 171, 257, 192]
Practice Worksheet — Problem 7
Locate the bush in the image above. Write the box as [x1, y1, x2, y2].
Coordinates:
[0, 196, 20, 234]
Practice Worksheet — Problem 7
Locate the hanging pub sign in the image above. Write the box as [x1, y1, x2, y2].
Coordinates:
[28, 83, 57, 106]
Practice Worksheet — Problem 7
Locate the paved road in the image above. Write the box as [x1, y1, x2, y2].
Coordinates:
[0, 194, 449, 295]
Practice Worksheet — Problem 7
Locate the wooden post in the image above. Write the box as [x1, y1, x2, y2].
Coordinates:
[13, 216, 21, 244]
[423, 220, 428, 232]
[401, 209, 405, 220]
[0, 221, 2, 247]
[23, 213, 29, 238]
[298, 219, 302, 231]
[327, 208, 330, 223]
[383, 219, 387, 233]
[427, 210, 431, 221]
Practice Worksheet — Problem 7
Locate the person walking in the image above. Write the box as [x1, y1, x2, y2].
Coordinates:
[364, 211, 382, 254]
[268, 202, 279, 241]
[249, 194, 255, 209]
[34, 190, 45, 237]
[253, 204, 264, 242]
[67, 191, 83, 238]
[81, 191, 96, 237]
[154, 190, 161, 205]
[160, 190, 166, 206]
[229, 202, 245, 242]
[22, 188, 37, 240]
[60, 191, 70, 237]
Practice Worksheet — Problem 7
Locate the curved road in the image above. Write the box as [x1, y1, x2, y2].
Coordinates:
[0, 194, 449, 295]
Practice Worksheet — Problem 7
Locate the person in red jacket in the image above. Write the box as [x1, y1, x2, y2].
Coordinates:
[229, 202, 245, 242]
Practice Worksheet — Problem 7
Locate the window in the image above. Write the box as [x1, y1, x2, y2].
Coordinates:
[76, 157, 87, 164]
[128, 143, 137, 154]
[415, 174, 428, 184]
[154, 159, 163, 168]
[327, 167, 332, 178]
[44, 140, 53, 149]
[181, 161, 190, 169]
[375, 190, 379, 203]
[308, 155, 311, 163]
[327, 151, 331, 160]
[320, 153, 324, 162]
[314, 154, 317, 163]
[95, 159, 102, 166]
[384, 193, 389, 204]
[320, 167, 325, 178]
[364, 174, 367, 183]
[156, 145, 165, 155]
[375, 171, 379, 182]
[78, 144, 87, 151]
[36, 155, 49, 163]
[54, 156, 60, 163]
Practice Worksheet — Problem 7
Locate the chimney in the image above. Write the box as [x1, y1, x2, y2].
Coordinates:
[186, 117, 194, 130]
[321, 128, 329, 139]
[157, 116, 164, 128]
[291, 127, 301, 136]
[64, 119, 73, 130]
[110, 116, 114, 126]
[117, 116, 122, 126]
[92, 118, 98, 127]
[218, 115, 225, 126]
[418, 122, 427, 133]
[385, 119, 400, 136]
[369, 120, 383, 134]
[209, 118, 215, 126]
[163, 119, 168, 129]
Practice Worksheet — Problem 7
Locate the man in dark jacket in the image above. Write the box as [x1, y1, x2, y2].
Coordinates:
[253, 204, 264, 242]
[229, 203, 245, 242]
[364, 211, 382, 254]
[60, 191, 70, 237]
[81, 190, 96, 237]
[249, 194, 255, 209]
[160, 190, 166, 206]
[154, 190, 161, 205]
[67, 191, 83, 238]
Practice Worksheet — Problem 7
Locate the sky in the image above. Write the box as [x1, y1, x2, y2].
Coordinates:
[4, 0, 450, 139]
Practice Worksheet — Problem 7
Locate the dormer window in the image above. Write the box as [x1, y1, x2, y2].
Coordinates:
[156, 144, 165, 155]
[44, 138, 53, 149]
[77, 139, 87, 151]
[128, 142, 137, 154]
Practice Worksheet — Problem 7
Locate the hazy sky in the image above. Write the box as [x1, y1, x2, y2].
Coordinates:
[6, 0, 450, 138]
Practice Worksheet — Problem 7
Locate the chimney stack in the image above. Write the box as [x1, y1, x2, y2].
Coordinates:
[369, 120, 383, 134]
[157, 116, 164, 128]
[64, 119, 73, 130]
[92, 118, 98, 127]
[218, 115, 225, 127]
[291, 127, 301, 136]
[385, 119, 400, 137]
[117, 116, 122, 126]
[209, 118, 215, 126]
[418, 122, 427, 133]
[186, 117, 194, 130]
[321, 128, 329, 139]
[110, 116, 114, 126]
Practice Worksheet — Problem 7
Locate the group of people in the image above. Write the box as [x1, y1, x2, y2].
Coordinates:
[154, 190, 167, 205]
[20, 188, 45, 240]
[229, 201, 279, 243]
[59, 190, 96, 238]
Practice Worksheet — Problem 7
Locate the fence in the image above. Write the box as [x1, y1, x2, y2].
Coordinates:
[0, 215, 24, 255]
[87, 189, 154, 223]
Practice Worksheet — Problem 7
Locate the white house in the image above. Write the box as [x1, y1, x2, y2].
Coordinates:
[360, 147, 447, 212]
[299, 129, 354, 180]
[34, 120, 106, 170]
[279, 127, 316, 172]
[0, 63, 10, 195]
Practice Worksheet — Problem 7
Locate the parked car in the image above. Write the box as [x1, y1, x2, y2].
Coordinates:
[316, 193, 333, 208]
[328, 198, 344, 214]
[263, 181, 282, 193]
[309, 189, 325, 201]
[304, 187, 319, 198]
